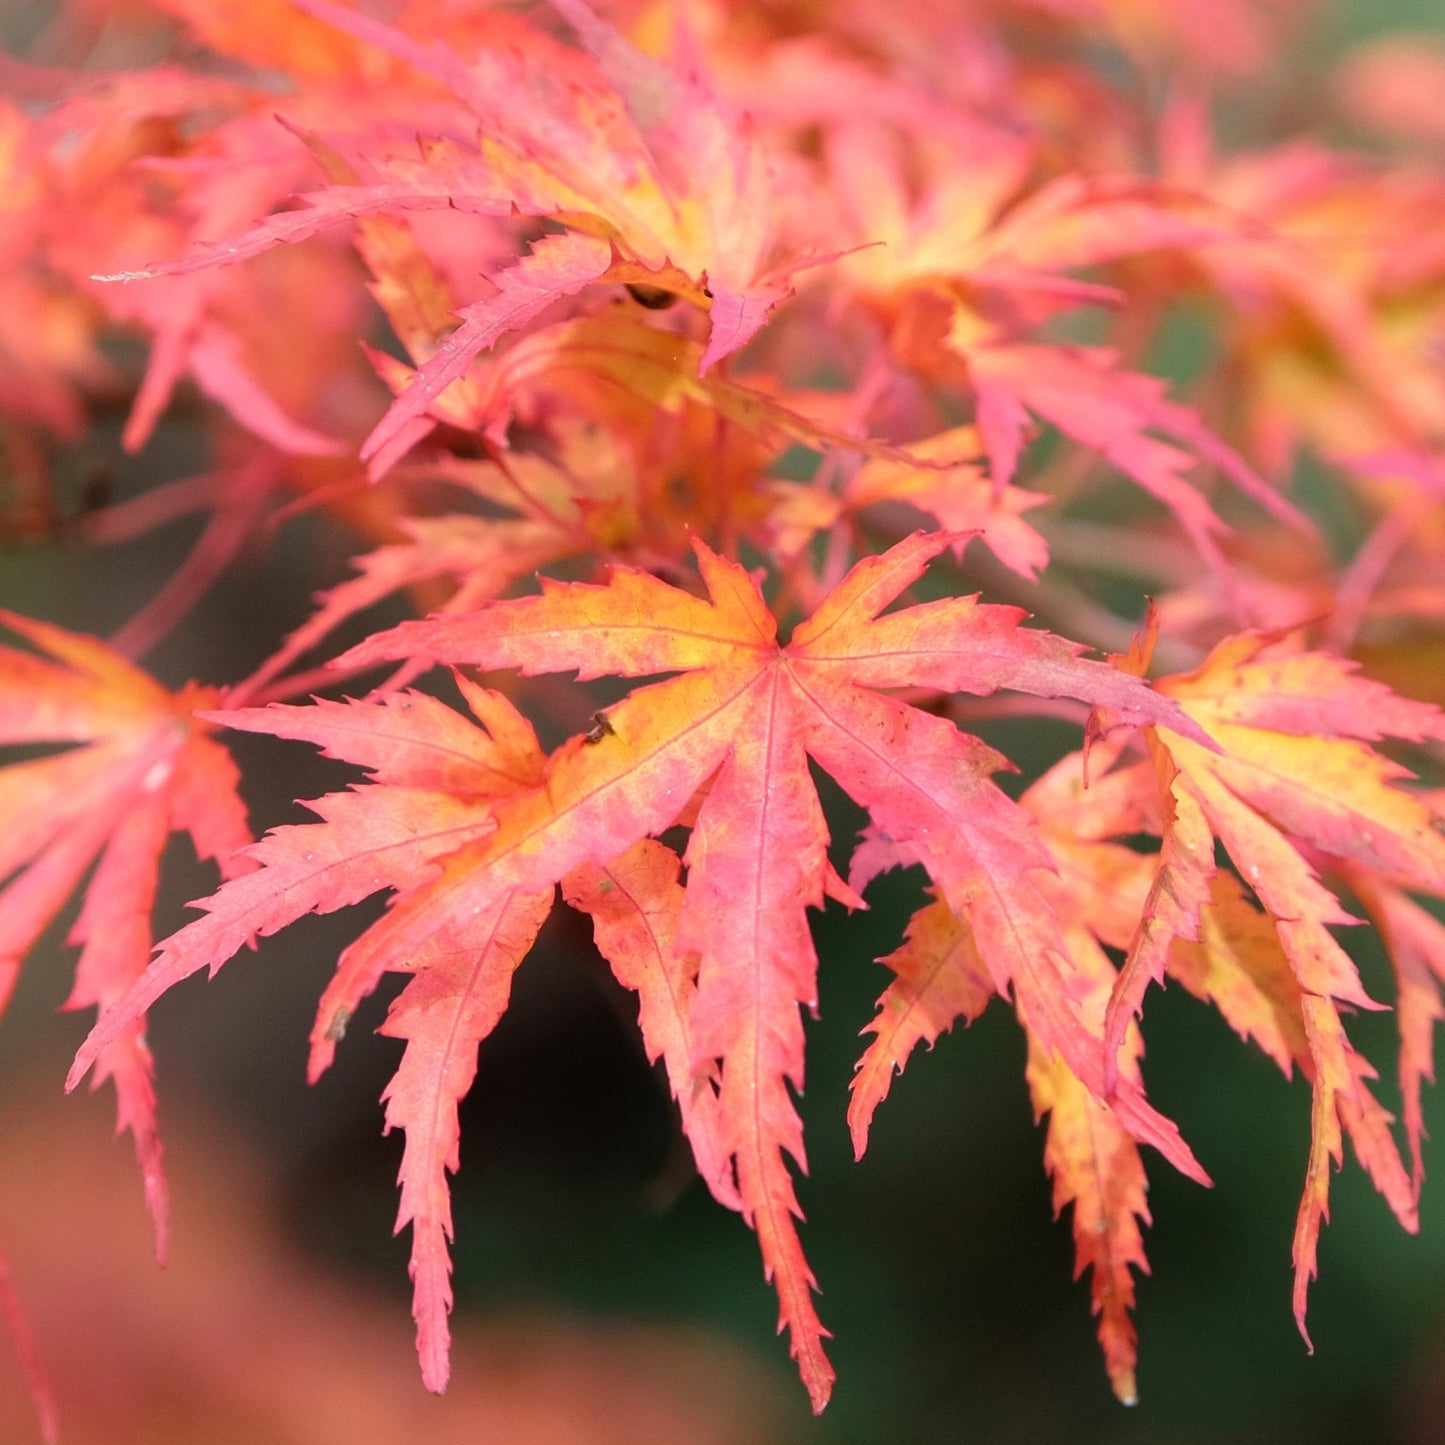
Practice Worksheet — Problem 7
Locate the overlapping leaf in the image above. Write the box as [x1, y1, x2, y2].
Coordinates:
[1115, 633, 1445, 1340]
[848, 739, 1175, 1402]
[328, 528, 1212, 1401]
[13, 0, 1445, 1425]
[100, 0, 815, 472]
[69, 680, 547, 1392]
[64, 677, 738, 1395]
[73, 528, 1207, 1409]
[851, 628, 1445, 1386]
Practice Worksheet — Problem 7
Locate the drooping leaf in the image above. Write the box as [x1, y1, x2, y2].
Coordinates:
[69, 678, 550, 1391]
[328, 529, 1211, 1401]
[1026, 930, 1153, 1407]
[847, 892, 994, 1160]
[1152, 632, 1445, 1337]
[0, 612, 251, 1261]
[851, 748, 1169, 1403]
[564, 840, 741, 1212]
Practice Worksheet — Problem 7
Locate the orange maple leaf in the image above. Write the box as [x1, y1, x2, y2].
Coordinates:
[71, 529, 1209, 1409]
[1125, 633, 1445, 1342]
[104, 0, 816, 472]
[75, 681, 549, 1393]
[848, 739, 1181, 1405]
[326, 527, 1211, 1405]
[0, 611, 251, 1259]
[64, 680, 740, 1396]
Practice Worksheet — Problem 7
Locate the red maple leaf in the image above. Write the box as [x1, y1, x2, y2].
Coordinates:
[1149, 635, 1445, 1340]
[1055, 630, 1445, 1347]
[0, 611, 251, 1258]
[72, 530, 1210, 1409]
[62, 679, 734, 1395]
[100, 0, 818, 474]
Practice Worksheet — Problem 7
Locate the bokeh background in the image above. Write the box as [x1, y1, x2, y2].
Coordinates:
[4, 1, 1445, 1441]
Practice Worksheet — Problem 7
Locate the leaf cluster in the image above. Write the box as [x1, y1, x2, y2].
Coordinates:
[4, 0, 1445, 1429]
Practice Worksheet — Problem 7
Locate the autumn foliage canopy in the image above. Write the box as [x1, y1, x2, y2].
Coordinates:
[5, 0, 1445, 1430]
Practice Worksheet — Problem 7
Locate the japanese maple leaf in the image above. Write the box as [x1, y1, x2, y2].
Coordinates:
[1136, 634, 1445, 1339]
[0, 611, 251, 1260]
[67, 681, 736, 1395]
[67, 680, 543, 1392]
[846, 743, 1178, 1405]
[819, 121, 1308, 579]
[318, 528, 1207, 1406]
[105, 0, 810, 471]
[71, 532, 1208, 1410]
[966, 343, 1311, 584]
[36, 68, 355, 457]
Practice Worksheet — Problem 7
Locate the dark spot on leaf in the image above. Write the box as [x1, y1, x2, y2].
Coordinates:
[626, 283, 678, 310]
